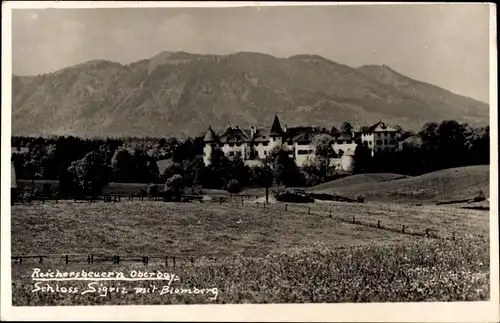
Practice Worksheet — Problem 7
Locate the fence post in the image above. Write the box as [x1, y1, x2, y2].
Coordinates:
[165, 256, 168, 267]
[352, 216, 355, 224]
[402, 225, 405, 233]
[19, 257, 23, 264]
[377, 220, 381, 229]
[65, 255, 69, 264]
[426, 229, 430, 237]
[190, 257, 194, 265]
[329, 210, 332, 218]
[173, 257, 176, 268]
[91, 255, 94, 264]
[307, 207, 311, 215]
[241, 197, 244, 206]
[285, 204, 288, 211]
[88, 255, 91, 264]
[452, 232, 455, 241]
[39, 256, 43, 264]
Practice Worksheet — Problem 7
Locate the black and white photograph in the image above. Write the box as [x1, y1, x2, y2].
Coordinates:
[1, 2, 498, 321]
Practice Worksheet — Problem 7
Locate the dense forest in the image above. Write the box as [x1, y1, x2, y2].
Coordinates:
[11, 120, 489, 197]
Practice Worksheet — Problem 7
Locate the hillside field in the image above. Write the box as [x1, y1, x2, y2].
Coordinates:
[310, 165, 490, 203]
[10, 200, 490, 305]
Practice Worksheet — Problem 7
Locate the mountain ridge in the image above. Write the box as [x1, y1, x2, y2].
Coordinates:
[11, 51, 489, 138]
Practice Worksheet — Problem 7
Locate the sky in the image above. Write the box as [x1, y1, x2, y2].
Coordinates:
[11, 4, 491, 102]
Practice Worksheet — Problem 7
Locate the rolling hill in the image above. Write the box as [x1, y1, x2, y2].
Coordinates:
[310, 165, 490, 203]
[11, 51, 489, 138]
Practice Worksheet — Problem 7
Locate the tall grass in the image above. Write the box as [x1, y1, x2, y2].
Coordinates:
[12, 238, 489, 305]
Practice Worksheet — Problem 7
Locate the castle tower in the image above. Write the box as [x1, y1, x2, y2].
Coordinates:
[269, 114, 284, 149]
[203, 126, 218, 166]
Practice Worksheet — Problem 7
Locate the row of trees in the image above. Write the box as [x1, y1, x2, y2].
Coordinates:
[12, 120, 489, 197]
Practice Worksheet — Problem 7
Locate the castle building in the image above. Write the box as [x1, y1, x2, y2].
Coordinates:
[203, 115, 400, 169]
[357, 121, 400, 156]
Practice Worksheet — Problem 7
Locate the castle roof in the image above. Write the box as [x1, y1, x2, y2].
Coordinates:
[203, 126, 218, 142]
[364, 121, 397, 133]
[284, 127, 322, 142]
[269, 115, 284, 137]
[219, 126, 250, 143]
[253, 128, 271, 142]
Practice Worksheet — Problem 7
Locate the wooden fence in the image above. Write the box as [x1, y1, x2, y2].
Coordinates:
[11, 253, 202, 267]
[12, 192, 261, 205]
[253, 202, 474, 242]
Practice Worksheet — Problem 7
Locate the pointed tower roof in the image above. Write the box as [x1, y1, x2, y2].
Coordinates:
[269, 114, 284, 137]
[203, 126, 218, 142]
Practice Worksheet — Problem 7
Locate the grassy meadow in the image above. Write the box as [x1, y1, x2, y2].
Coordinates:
[10, 199, 490, 305]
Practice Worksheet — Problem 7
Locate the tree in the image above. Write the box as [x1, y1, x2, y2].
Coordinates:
[67, 151, 111, 196]
[164, 174, 184, 200]
[226, 179, 241, 194]
[312, 134, 336, 159]
[42, 183, 53, 198]
[353, 142, 372, 174]
[148, 184, 160, 197]
[311, 134, 337, 181]
[340, 121, 353, 134]
[268, 144, 302, 187]
[250, 165, 274, 188]
[111, 148, 133, 182]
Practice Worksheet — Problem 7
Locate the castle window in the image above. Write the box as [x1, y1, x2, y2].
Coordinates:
[228, 143, 235, 147]
[264, 151, 267, 156]
[390, 132, 396, 137]
[376, 140, 382, 145]
[236, 143, 241, 147]
[298, 150, 308, 155]
[346, 140, 352, 144]
[229, 151, 234, 156]
[338, 140, 344, 144]
[263, 142, 269, 146]
[390, 140, 396, 145]
[384, 139, 388, 145]
[210, 144, 217, 148]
